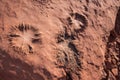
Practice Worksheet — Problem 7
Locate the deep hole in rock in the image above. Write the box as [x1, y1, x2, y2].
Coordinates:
[74, 13, 88, 27]
[8, 24, 42, 55]
[66, 71, 73, 80]
[108, 30, 117, 42]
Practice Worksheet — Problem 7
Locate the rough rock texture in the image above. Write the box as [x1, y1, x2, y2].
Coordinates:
[0, 0, 120, 80]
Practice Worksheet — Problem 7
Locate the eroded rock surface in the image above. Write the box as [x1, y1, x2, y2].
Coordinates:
[0, 0, 120, 80]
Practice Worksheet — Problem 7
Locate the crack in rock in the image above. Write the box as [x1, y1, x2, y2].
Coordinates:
[102, 8, 120, 80]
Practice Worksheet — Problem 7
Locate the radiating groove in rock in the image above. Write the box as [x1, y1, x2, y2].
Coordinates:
[32, 38, 41, 43]
[8, 24, 42, 55]
[9, 34, 20, 37]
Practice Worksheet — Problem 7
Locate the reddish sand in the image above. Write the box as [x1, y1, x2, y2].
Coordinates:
[0, 0, 120, 80]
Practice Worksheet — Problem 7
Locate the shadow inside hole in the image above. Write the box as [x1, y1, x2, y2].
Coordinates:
[68, 42, 78, 54]
[108, 30, 116, 42]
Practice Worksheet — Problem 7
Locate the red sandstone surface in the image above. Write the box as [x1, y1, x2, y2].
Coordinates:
[0, 0, 120, 80]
